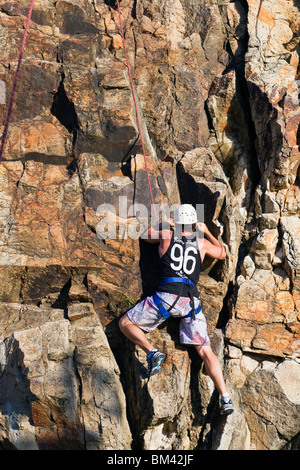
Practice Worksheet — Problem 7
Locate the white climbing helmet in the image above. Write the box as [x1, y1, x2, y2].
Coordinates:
[174, 204, 197, 225]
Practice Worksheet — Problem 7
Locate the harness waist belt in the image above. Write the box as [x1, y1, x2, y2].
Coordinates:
[159, 277, 195, 287]
[152, 293, 201, 320]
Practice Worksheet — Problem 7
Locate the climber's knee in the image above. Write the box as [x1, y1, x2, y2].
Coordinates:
[195, 343, 214, 361]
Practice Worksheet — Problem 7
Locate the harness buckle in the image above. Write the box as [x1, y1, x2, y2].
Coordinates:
[153, 294, 201, 320]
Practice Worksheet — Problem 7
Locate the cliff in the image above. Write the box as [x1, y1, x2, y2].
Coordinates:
[0, 0, 299, 450]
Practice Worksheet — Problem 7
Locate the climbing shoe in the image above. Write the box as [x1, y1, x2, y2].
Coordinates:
[147, 349, 166, 377]
[220, 395, 234, 416]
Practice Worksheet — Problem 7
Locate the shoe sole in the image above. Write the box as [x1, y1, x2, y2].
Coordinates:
[221, 408, 234, 416]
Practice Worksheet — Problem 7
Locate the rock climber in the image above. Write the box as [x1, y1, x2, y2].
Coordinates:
[119, 204, 234, 415]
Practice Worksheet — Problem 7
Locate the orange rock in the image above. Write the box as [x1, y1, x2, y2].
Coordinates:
[252, 323, 299, 357]
[32, 401, 52, 428]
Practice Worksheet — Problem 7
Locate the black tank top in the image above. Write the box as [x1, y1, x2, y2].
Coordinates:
[159, 230, 201, 298]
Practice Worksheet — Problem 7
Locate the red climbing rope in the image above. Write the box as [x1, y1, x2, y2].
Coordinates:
[0, 0, 35, 164]
[116, 0, 158, 222]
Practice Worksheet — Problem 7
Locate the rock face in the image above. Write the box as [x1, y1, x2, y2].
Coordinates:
[0, 0, 299, 450]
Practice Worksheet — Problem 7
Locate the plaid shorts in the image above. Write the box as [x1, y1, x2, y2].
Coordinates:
[126, 292, 210, 346]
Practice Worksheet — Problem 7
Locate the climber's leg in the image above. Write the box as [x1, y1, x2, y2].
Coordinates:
[118, 314, 154, 354]
[195, 344, 234, 415]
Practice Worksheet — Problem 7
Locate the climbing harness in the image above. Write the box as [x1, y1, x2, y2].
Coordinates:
[153, 277, 202, 321]
[159, 277, 197, 287]
[0, 0, 35, 164]
[116, 0, 157, 221]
